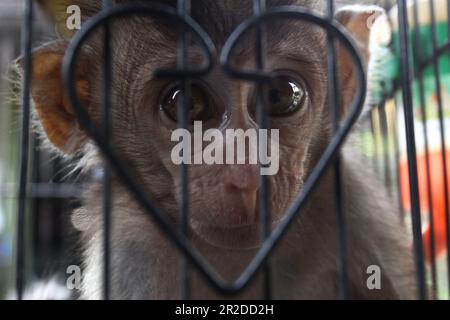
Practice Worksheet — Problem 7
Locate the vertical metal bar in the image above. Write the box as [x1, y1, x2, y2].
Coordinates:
[397, 0, 427, 300]
[417, 73, 439, 299]
[379, 101, 393, 193]
[102, 0, 113, 300]
[393, 97, 406, 221]
[177, 0, 191, 300]
[327, 0, 348, 300]
[31, 139, 41, 277]
[370, 112, 380, 174]
[430, 0, 450, 296]
[16, 0, 33, 300]
[413, 0, 438, 299]
[253, 0, 271, 299]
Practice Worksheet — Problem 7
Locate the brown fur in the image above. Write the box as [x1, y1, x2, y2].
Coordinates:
[23, 0, 416, 299]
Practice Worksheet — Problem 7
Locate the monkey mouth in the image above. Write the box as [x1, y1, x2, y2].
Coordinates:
[186, 201, 285, 249]
[190, 214, 283, 250]
[191, 223, 262, 250]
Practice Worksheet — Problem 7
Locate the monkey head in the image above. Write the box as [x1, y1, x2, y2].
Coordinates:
[23, 0, 382, 250]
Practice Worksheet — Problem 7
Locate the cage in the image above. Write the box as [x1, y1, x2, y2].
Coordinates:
[0, 0, 449, 300]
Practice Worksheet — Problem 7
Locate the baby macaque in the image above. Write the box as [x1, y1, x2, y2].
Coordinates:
[22, 0, 416, 299]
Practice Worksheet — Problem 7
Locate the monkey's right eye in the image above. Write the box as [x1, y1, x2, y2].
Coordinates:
[160, 84, 212, 123]
[266, 76, 306, 117]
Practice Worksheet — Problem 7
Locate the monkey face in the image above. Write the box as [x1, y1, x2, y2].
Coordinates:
[26, 0, 375, 251]
[93, 18, 333, 250]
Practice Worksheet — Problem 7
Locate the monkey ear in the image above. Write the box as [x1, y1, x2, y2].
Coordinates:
[16, 41, 90, 154]
[334, 5, 385, 114]
[335, 5, 384, 64]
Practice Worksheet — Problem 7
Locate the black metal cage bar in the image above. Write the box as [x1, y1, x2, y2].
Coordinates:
[429, 0, 450, 295]
[177, 0, 191, 300]
[252, 0, 272, 300]
[326, 0, 349, 300]
[397, 0, 427, 300]
[412, 0, 438, 298]
[15, 0, 33, 300]
[101, 0, 113, 300]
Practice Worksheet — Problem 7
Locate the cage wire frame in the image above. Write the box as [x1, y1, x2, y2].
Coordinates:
[11, 0, 450, 300]
[364, 0, 450, 300]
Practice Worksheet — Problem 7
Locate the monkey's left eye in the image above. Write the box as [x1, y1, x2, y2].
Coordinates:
[266, 77, 306, 117]
[160, 84, 212, 123]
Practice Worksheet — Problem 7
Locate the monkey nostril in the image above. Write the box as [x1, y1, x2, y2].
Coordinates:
[224, 184, 259, 219]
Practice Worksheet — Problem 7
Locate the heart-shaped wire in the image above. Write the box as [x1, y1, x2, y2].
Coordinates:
[62, 3, 366, 295]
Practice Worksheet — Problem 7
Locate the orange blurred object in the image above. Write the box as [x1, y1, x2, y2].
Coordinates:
[399, 149, 450, 263]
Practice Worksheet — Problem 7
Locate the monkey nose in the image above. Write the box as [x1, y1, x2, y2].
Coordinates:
[222, 164, 261, 219]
